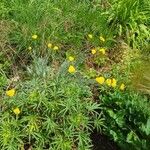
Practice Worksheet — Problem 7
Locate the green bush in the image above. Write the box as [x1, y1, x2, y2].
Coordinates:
[98, 88, 150, 149]
[0, 58, 104, 150]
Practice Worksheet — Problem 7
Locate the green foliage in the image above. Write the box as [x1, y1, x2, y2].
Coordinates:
[0, 0, 10, 18]
[7, 0, 110, 49]
[0, 0, 150, 149]
[0, 72, 7, 95]
[107, 0, 150, 49]
[141, 118, 150, 136]
[0, 58, 104, 149]
[99, 89, 150, 149]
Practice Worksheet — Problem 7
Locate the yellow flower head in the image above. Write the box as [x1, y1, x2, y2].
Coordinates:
[6, 89, 15, 97]
[68, 56, 74, 61]
[48, 43, 52, 48]
[111, 78, 117, 88]
[88, 34, 93, 39]
[28, 46, 32, 50]
[100, 36, 105, 42]
[99, 48, 106, 55]
[96, 77, 105, 84]
[68, 65, 76, 73]
[32, 34, 38, 40]
[91, 49, 96, 55]
[13, 107, 21, 115]
[120, 83, 125, 91]
[106, 79, 111, 86]
[53, 46, 59, 50]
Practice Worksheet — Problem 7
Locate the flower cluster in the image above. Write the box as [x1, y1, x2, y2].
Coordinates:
[91, 47, 106, 55]
[87, 34, 106, 42]
[95, 76, 125, 91]
[47, 42, 59, 50]
[6, 89, 21, 115]
[29, 35, 60, 51]
[67, 55, 76, 73]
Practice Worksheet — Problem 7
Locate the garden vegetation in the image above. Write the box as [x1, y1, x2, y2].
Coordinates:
[0, 0, 150, 150]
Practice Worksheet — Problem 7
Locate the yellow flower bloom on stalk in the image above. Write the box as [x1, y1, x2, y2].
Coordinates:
[106, 79, 111, 86]
[13, 107, 21, 115]
[6, 89, 15, 97]
[100, 36, 105, 42]
[28, 46, 32, 50]
[68, 56, 74, 61]
[96, 77, 105, 84]
[32, 34, 38, 40]
[111, 78, 117, 88]
[53, 46, 59, 50]
[91, 49, 96, 55]
[99, 48, 106, 55]
[48, 43, 52, 48]
[88, 34, 93, 39]
[120, 83, 125, 91]
[68, 65, 76, 73]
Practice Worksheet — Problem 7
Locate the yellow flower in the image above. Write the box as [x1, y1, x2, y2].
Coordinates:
[106, 79, 111, 86]
[100, 36, 105, 42]
[68, 65, 76, 73]
[68, 56, 74, 61]
[111, 78, 117, 88]
[13, 107, 21, 115]
[96, 77, 105, 84]
[88, 34, 93, 39]
[28, 46, 32, 50]
[99, 48, 106, 55]
[53, 46, 59, 50]
[120, 83, 125, 91]
[32, 34, 38, 40]
[91, 49, 96, 55]
[48, 43, 52, 48]
[6, 89, 15, 97]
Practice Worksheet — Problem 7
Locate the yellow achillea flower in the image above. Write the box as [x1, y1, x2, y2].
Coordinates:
[6, 89, 15, 97]
[13, 107, 21, 115]
[91, 49, 96, 55]
[120, 83, 125, 91]
[106, 79, 111, 86]
[28, 46, 32, 50]
[32, 34, 38, 39]
[111, 78, 117, 88]
[96, 77, 105, 84]
[99, 48, 106, 55]
[88, 34, 93, 39]
[68, 65, 76, 73]
[48, 43, 52, 48]
[100, 36, 105, 42]
[53, 46, 59, 50]
[68, 56, 74, 61]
